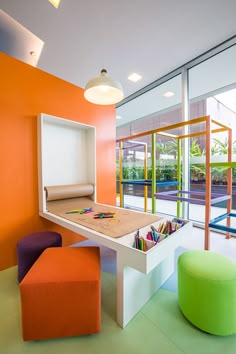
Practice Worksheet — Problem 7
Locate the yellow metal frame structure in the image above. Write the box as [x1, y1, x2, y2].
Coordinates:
[117, 115, 233, 250]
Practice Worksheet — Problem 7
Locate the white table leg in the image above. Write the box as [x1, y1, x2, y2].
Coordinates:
[116, 251, 174, 328]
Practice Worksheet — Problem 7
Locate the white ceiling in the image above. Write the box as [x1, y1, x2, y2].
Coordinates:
[0, 10, 44, 66]
[116, 45, 236, 127]
[0, 0, 236, 100]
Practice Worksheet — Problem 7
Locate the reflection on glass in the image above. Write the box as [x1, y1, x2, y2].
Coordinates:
[189, 45, 236, 223]
[116, 75, 182, 214]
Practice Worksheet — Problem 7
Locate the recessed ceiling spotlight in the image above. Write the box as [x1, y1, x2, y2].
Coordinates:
[163, 91, 175, 98]
[128, 73, 142, 82]
[49, 0, 61, 8]
[116, 115, 123, 120]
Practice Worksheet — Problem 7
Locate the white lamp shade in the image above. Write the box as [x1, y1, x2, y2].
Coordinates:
[84, 69, 124, 105]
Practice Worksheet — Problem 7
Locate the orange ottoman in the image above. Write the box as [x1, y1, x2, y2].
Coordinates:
[20, 247, 101, 341]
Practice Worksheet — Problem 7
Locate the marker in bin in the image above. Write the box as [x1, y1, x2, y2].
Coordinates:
[147, 225, 159, 243]
[134, 230, 147, 251]
[147, 225, 169, 243]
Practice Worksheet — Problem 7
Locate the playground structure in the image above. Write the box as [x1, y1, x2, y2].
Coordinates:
[117, 115, 236, 250]
[118, 138, 180, 213]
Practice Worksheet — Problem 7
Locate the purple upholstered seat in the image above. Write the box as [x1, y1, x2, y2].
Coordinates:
[17, 231, 62, 283]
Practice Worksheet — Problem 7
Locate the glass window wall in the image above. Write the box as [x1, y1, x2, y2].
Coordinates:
[116, 39, 236, 227]
[116, 74, 182, 213]
[188, 44, 236, 224]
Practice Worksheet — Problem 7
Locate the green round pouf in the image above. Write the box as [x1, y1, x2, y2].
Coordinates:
[178, 250, 236, 336]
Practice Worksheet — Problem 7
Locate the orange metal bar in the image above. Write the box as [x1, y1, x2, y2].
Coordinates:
[116, 116, 231, 144]
[156, 132, 178, 138]
[205, 115, 211, 250]
[226, 129, 232, 239]
[210, 127, 229, 133]
[211, 119, 231, 130]
[178, 127, 228, 139]
[152, 115, 209, 132]
[116, 116, 210, 143]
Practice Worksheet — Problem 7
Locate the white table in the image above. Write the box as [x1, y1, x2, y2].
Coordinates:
[39, 208, 191, 327]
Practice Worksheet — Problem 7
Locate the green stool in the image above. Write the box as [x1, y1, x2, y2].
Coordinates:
[178, 250, 236, 336]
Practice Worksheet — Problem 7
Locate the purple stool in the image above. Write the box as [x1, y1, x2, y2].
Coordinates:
[17, 231, 62, 283]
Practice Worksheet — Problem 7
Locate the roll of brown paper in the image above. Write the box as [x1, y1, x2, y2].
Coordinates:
[45, 184, 94, 201]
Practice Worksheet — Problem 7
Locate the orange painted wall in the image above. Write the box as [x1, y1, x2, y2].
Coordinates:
[0, 53, 116, 270]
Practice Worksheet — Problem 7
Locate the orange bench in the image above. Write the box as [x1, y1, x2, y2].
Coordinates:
[20, 247, 101, 341]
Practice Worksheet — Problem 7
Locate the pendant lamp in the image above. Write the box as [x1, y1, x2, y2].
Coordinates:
[84, 69, 124, 105]
[48, 0, 61, 8]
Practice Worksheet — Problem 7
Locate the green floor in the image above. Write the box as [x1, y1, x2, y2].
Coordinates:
[1, 266, 236, 354]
